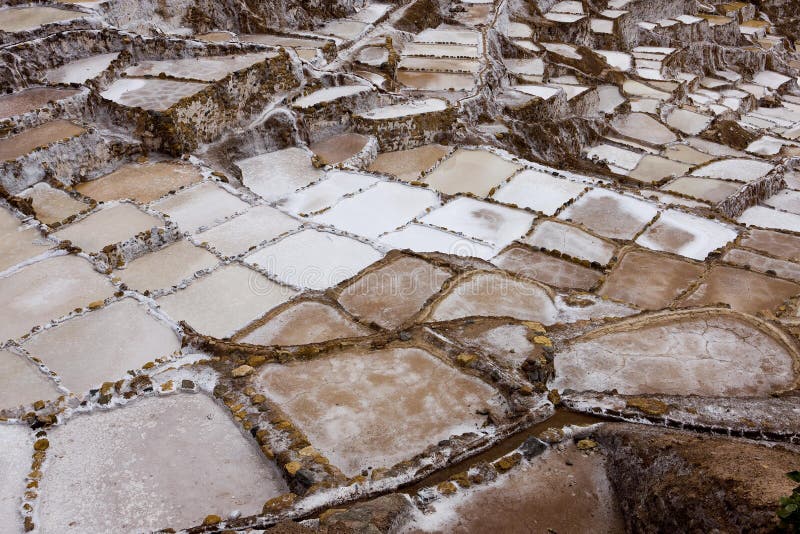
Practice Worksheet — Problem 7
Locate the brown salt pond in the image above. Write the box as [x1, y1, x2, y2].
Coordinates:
[0, 6, 81, 33]
[76, 161, 204, 203]
[739, 228, 800, 262]
[0, 349, 61, 409]
[427, 271, 557, 323]
[435, 320, 538, 368]
[37, 394, 288, 532]
[0, 120, 84, 161]
[493, 246, 603, 290]
[722, 248, 800, 282]
[423, 149, 522, 197]
[116, 239, 219, 293]
[397, 71, 475, 91]
[337, 255, 452, 329]
[367, 144, 451, 181]
[551, 311, 798, 397]
[310, 133, 370, 165]
[254, 347, 505, 475]
[19, 182, 88, 225]
[51, 203, 163, 253]
[156, 264, 297, 338]
[678, 265, 800, 314]
[403, 443, 624, 533]
[0, 87, 80, 118]
[599, 249, 704, 309]
[236, 300, 372, 345]
[22, 298, 180, 393]
[0, 207, 51, 272]
[0, 254, 112, 341]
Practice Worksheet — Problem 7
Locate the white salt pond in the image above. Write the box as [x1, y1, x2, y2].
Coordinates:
[150, 182, 249, 233]
[315, 181, 439, 239]
[358, 98, 447, 120]
[277, 170, 378, 215]
[23, 298, 179, 393]
[194, 205, 301, 257]
[292, 85, 372, 108]
[45, 53, 119, 84]
[0, 254, 112, 341]
[635, 209, 737, 260]
[738, 205, 800, 233]
[156, 264, 297, 338]
[100, 78, 209, 111]
[124, 52, 275, 81]
[490, 169, 586, 215]
[524, 220, 616, 265]
[690, 158, 774, 183]
[0, 425, 30, 533]
[0, 349, 61, 409]
[246, 229, 383, 290]
[37, 394, 288, 532]
[237, 147, 324, 201]
[380, 223, 495, 260]
[52, 203, 163, 253]
[116, 239, 219, 293]
[558, 188, 658, 240]
[420, 197, 534, 248]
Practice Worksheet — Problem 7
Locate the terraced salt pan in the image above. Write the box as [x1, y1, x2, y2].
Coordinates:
[416, 28, 480, 46]
[407, 444, 623, 533]
[423, 149, 522, 197]
[493, 246, 603, 290]
[525, 220, 616, 265]
[76, 161, 203, 203]
[585, 144, 643, 172]
[0, 208, 52, 272]
[428, 272, 557, 323]
[278, 170, 377, 215]
[237, 147, 324, 201]
[117, 239, 218, 293]
[420, 197, 534, 248]
[612, 113, 676, 145]
[752, 70, 791, 90]
[315, 181, 439, 239]
[150, 182, 248, 233]
[157, 264, 296, 338]
[356, 46, 388, 66]
[622, 80, 671, 100]
[596, 50, 632, 71]
[665, 108, 713, 135]
[738, 205, 800, 233]
[491, 169, 586, 215]
[0, 253, 113, 341]
[337, 255, 451, 329]
[558, 189, 658, 240]
[350, 2, 391, 23]
[723, 248, 800, 282]
[662, 144, 714, 165]
[399, 57, 480, 73]
[195, 205, 300, 257]
[0, 425, 29, 533]
[597, 85, 626, 114]
[318, 19, 368, 40]
[23, 298, 179, 392]
[541, 42, 581, 60]
[100, 78, 209, 111]
[292, 85, 372, 108]
[740, 228, 800, 262]
[438, 322, 536, 368]
[679, 265, 800, 314]
[0, 88, 80, 118]
[628, 155, 690, 184]
[367, 144, 450, 181]
[636, 210, 737, 260]
[551, 312, 798, 396]
[19, 183, 87, 225]
[503, 58, 545, 76]
[52, 203, 162, 253]
[764, 190, 800, 216]
[662, 176, 740, 204]
[255, 347, 503, 475]
[0, 349, 61, 409]
[399, 75, 461, 94]
[401, 43, 479, 58]
[358, 98, 447, 120]
[246, 229, 383, 290]
[0, 120, 85, 162]
[0, 6, 81, 32]
[691, 159, 774, 183]
[599, 249, 704, 310]
[310, 133, 370, 165]
[38, 394, 288, 532]
[45, 53, 119, 84]
[238, 300, 371, 345]
[124, 52, 274, 81]
[380, 224, 495, 260]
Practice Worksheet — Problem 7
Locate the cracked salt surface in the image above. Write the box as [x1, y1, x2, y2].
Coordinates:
[552, 313, 798, 397]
